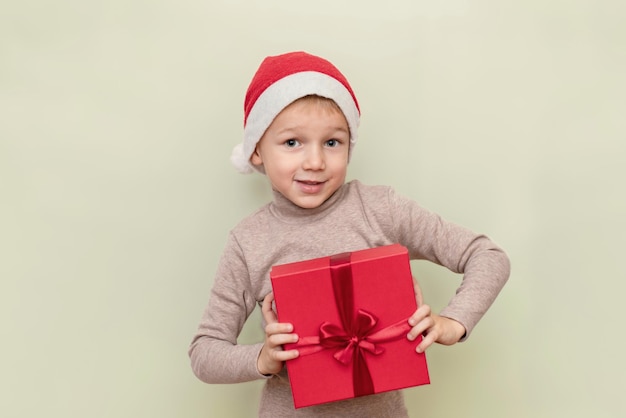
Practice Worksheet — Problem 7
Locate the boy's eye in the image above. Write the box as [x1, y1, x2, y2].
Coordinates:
[326, 139, 339, 147]
[285, 139, 299, 147]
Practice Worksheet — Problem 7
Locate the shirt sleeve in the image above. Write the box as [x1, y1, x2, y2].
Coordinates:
[188, 232, 269, 383]
[386, 187, 511, 340]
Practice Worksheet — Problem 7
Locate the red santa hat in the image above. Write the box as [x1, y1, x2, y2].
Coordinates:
[230, 51, 361, 174]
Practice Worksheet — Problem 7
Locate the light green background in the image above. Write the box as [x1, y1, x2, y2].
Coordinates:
[2, 1, 624, 417]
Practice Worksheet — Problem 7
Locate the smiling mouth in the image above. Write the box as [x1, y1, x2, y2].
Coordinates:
[296, 179, 326, 194]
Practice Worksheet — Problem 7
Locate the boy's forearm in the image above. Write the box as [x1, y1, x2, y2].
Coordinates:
[439, 245, 511, 340]
[189, 338, 267, 384]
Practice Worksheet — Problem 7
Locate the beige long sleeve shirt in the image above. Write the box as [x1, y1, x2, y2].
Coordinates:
[189, 180, 510, 417]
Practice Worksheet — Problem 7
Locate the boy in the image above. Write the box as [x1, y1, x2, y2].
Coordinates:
[189, 51, 510, 417]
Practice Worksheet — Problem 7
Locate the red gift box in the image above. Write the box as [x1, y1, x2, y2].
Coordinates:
[270, 244, 430, 409]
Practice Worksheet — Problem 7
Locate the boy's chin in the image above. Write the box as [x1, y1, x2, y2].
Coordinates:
[290, 188, 343, 209]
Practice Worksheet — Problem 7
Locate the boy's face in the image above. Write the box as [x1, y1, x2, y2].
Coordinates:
[251, 99, 350, 209]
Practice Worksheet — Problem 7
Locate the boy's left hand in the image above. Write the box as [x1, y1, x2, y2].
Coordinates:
[406, 304, 466, 353]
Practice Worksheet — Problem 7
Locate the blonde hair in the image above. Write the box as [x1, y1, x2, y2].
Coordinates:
[289, 94, 343, 114]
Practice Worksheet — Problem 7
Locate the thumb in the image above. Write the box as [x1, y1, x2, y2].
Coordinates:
[261, 292, 278, 325]
[413, 275, 424, 307]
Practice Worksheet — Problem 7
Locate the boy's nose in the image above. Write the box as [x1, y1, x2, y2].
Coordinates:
[302, 146, 325, 170]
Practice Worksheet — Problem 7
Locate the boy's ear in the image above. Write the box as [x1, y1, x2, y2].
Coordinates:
[250, 146, 263, 166]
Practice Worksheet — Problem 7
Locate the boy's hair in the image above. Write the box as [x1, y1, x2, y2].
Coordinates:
[290, 94, 343, 113]
[230, 51, 360, 174]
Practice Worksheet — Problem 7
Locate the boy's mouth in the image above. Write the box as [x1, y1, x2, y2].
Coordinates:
[295, 179, 326, 194]
[296, 179, 325, 185]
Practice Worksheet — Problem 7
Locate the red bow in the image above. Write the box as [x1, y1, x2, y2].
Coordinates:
[295, 309, 410, 396]
[320, 308, 408, 364]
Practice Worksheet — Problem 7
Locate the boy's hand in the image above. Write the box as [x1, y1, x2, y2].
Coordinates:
[257, 292, 300, 376]
[406, 304, 466, 353]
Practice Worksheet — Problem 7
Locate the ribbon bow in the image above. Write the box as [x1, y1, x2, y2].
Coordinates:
[319, 308, 409, 364]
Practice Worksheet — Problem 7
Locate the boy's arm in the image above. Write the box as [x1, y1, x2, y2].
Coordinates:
[389, 188, 511, 340]
[436, 234, 510, 341]
[188, 234, 268, 383]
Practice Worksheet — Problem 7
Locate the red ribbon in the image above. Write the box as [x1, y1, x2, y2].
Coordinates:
[293, 253, 411, 397]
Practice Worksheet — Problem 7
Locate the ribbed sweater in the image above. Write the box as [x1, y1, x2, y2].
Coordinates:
[189, 180, 510, 417]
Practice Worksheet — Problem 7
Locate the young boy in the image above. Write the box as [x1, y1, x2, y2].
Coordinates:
[189, 51, 510, 417]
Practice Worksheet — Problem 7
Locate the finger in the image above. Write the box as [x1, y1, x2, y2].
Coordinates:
[416, 328, 438, 354]
[270, 348, 300, 363]
[277, 349, 300, 361]
[408, 304, 431, 327]
[264, 322, 295, 340]
[406, 315, 434, 341]
[265, 334, 298, 352]
[261, 292, 278, 325]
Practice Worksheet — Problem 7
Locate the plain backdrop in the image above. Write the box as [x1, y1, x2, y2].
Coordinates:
[2, 1, 625, 417]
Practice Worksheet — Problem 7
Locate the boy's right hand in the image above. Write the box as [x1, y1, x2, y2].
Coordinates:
[257, 292, 300, 376]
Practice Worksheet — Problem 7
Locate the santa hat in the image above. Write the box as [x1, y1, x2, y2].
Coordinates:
[230, 51, 361, 174]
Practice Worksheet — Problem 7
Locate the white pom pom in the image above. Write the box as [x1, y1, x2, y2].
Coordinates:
[230, 143, 254, 174]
